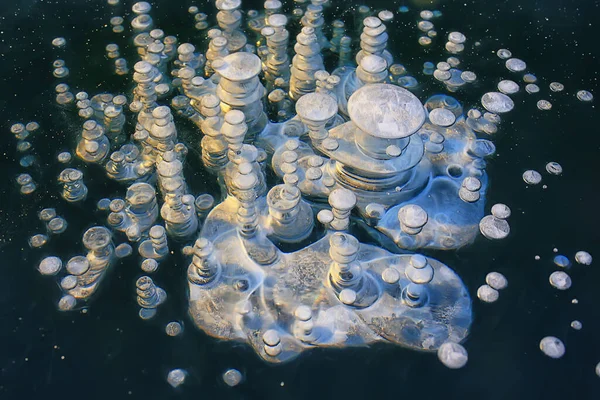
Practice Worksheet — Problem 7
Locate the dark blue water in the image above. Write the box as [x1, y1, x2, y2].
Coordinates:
[1, 0, 599, 399]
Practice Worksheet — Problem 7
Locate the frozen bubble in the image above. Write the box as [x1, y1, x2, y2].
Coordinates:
[16, 173, 32, 185]
[38, 208, 56, 222]
[378, 10, 394, 22]
[20, 182, 36, 194]
[572, 298, 578, 304]
[427, 30, 437, 38]
[570, 320, 582, 330]
[448, 31, 466, 44]
[417, 21, 434, 32]
[108, 0, 120, 5]
[505, 58, 526, 72]
[433, 69, 451, 81]
[525, 84, 540, 94]
[574, 251, 592, 266]
[420, 10, 434, 20]
[20, 155, 36, 168]
[553, 255, 570, 268]
[110, 16, 124, 26]
[596, 362, 600, 377]
[445, 42, 464, 53]
[115, 243, 133, 258]
[38, 256, 63, 275]
[522, 170, 542, 185]
[496, 49, 512, 59]
[97, 198, 111, 211]
[576, 90, 593, 102]
[52, 37, 66, 47]
[498, 80, 519, 94]
[113, 25, 125, 33]
[549, 271, 572, 290]
[447, 57, 460, 67]
[165, 321, 183, 336]
[437, 342, 468, 369]
[486, 272, 508, 290]
[167, 369, 187, 388]
[223, 368, 243, 387]
[48, 217, 67, 234]
[26, 122, 39, 132]
[418, 36, 432, 46]
[397, 76, 418, 89]
[429, 108, 456, 127]
[539, 336, 565, 359]
[423, 61, 435, 69]
[66, 256, 90, 276]
[53, 67, 70, 78]
[535, 255, 541, 260]
[60, 275, 77, 290]
[461, 71, 477, 83]
[437, 62, 450, 71]
[188, 6, 199, 13]
[57, 151, 72, 163]
[29, 234, 48, 248]
[477, 284, 499, 303]
[523, 73, 537, 83]
[537, 99, 552, 110]
[398, 6, 409, 13]
[481, 92, 514, 113]
[479, 215, 510, 240]
[491, 203, 511, 219]
[141, 258, 159, 273]
[58, 295, 77, 311]
[549, 82, 564, 92]
[545, 161, 562, 175]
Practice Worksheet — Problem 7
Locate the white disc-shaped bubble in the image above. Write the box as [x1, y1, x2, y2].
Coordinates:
[498, 80, 520, 94]
[497, 49, 512, 59]
[539, 336, 565, 359]
[505, 58, 526, 72]
[420, 10, 433, 19]
[167, 369, 187, 388]
[433, 69, 451, 81]
[223, 368, 243, 387]
[491, 203, 511, 219]
[437, 342, 468, 369]
[429, 108, 456, 127]
[549, 82, 564, 92]
[549, 271, 572, 290]
[58, 295, 77, 311]
[574, 251, 592, 266]
[479, 215, 510, 240]
[596, 362, 600, 377]
[477, 284, 499, 303]
[537, 100, 552, 110]
[576, 90, 593, 102]
[38, 256, 63, 275]
[522, 170, 542, 185]
[481, 92, 514, 113]
[526, 84, 540, 94]
[486, 272, 508, 290]
[523, 73, 537, 83]
[461, 71, 477, 82]
[545, 161, 563, 175]
[52, 37, 66, 47]
[570, 320, 582, 330]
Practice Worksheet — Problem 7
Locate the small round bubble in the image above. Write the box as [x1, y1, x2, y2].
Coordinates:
[549, 82, 564, 92]
[222, 368, 243, 387]
[167, 369, 187, 388]
[576, 90, 593, 102]
[537, 100, 552, 111]
[486, 272, 508, 290]
[437, 342, 468, 369]
[477, 284, 499, 303]
[549, 271, 571, 290]
[570, 320, 582, 330]
[553, 255, 570, 268]
[165, 321, 183, 337]
[574, 251, 592, 266]
[522, 170, 542, 185]
[545, 162, 562, 175]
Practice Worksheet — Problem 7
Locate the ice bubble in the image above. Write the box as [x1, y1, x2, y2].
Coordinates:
[481, 92, 514, 113]
[539, 336, 565, 359]
[523, 170, 542, 185]
[222, 368, 243, 387]
[477, 284, 499, 303]
[574, 251, 592, 266]
[167, 368, 187, 388]
[486, 272, 508, 290]
[437, 342, 468, 369]
[549, 271, 572, 290]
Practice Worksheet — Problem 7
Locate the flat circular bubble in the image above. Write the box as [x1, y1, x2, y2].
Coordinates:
[167, 369, 187, 388]
[166, 321, 183, 336]
[223, 368, 243, 387]
[486, 272, 508, 290]
[141, 258, 158, 273]
[417, 20, 434, 32]
[52, 37, 66, 47]
[523, 73, 537, 83]
[497, 49, 512, 59]
[575, 251, 592, 266]
[505, 58, 526, 72]
[481, 92, 514, 113]
[418, 36, 432, 46]
[596, 362, 600, 377]
[491, 203, 511, 219]
[461, 71, 477, 82]
[498, 80, 519, 94]
[38, 256, 62, 275]
[57, 151, 72, 163]
[29, 234, 48, 248]
[570, 320, 582, 330]
[576, 90, 593, 102]
[477, 284, 499, 303]
[397, 76, 418, 89]
[437, 342, 468, 369]
[553, 255, 570, 268]
[522, 170, 542, 185]
[549, 82, 564, 92]
[526, 84, 540, 94]
[347, 84, 426, 139]
[115, 243, 133, 258]
[58, 295, 77, 311]
[429, 108, 456, 127]
[39, 208, 56, 221]
[545, 161, 562, 175]
[539, 336, 565, 359]
[448, 31, 466, 44]
[479, 215, 510, 240]
[420, 10, 433, 19]
[549, 271, 572, 290]
[537, 100, 552, 110]
[433, 69, 451, 81]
